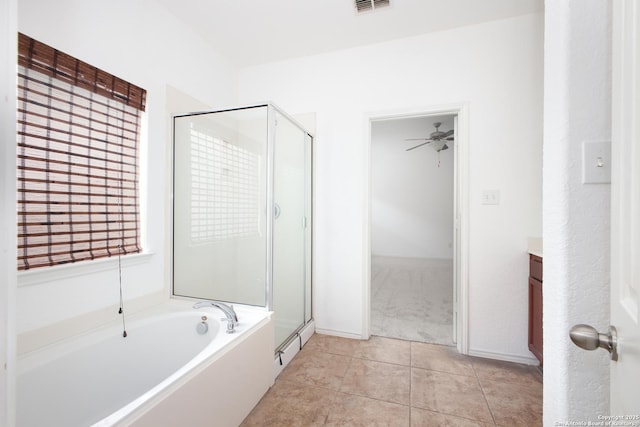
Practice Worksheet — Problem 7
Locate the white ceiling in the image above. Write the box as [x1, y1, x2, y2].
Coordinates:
[153, 0, 543, 67]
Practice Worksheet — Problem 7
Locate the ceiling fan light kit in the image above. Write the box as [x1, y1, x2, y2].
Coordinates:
[405, 122, 455, 152]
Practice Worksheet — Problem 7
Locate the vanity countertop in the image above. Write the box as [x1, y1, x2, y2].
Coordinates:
[528, 237, 542, 258]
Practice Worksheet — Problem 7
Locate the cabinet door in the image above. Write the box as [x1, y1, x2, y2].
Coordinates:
[528, 277, 543, 364]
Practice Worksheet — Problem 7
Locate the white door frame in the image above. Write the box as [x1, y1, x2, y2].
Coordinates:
[362, 103, 469, 354]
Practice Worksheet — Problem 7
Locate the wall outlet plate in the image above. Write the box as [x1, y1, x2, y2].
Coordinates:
[582, 140, 611, 184]
[482, 190, 500, 205]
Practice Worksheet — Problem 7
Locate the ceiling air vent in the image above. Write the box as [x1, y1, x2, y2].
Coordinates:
[355, 0, 390, 13]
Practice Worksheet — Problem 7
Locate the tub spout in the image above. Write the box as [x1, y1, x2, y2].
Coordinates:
[193, 301, 238, 333]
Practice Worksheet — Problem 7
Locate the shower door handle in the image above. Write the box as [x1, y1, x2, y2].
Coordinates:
[274, 203, 281, 219]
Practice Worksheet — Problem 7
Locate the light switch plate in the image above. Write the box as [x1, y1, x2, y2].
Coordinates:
[582, 140, 611, 184]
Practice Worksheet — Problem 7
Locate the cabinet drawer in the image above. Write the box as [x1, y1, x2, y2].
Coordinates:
[530, 254, 543, 281]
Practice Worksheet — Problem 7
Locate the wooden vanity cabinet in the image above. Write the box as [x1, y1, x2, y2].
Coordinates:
[528, 254, 543, 365]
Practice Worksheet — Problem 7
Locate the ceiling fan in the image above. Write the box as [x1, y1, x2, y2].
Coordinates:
[405, 122, 454, 152]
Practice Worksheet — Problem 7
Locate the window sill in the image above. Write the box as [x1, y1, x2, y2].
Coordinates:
[17, 252, 155, 287]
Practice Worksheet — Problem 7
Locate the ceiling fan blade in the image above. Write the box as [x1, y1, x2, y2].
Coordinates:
[406, 141, 433, 151]
[441, 129, 454, 138]
[404, 138, 433, 141]
[445, 136, 454, 141]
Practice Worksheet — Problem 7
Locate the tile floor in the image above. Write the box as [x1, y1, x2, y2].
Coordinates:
[241, 334, 542, 427]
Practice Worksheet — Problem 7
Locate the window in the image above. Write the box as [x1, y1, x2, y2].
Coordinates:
[17, 33, 147, 270]
[189, 124, 260, 243]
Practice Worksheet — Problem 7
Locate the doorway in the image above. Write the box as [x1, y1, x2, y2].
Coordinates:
[370, 115, 455, 345]
[364, 105, 469, 353]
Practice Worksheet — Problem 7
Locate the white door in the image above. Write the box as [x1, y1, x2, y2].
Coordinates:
[610, 0, 640, 412]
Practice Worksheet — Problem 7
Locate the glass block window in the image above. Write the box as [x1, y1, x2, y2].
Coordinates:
[189, 124, 260, 242]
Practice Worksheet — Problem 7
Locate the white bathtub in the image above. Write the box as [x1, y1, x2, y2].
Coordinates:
[17, 299, 274, 427]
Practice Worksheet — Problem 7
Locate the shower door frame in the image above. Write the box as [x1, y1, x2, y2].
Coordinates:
[266, 104, 314, 351]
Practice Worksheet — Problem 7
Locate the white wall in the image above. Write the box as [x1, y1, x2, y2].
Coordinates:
[238, 13, 544, 360]
[543, 0, 611, 422]
[371, 116, 454, 259]
[16, 0, 238, 342]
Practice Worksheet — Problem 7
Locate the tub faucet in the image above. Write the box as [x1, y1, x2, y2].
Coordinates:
[193, 301, 238, 333]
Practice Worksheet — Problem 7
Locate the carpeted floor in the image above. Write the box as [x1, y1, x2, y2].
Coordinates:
[371, 256, 454, 345]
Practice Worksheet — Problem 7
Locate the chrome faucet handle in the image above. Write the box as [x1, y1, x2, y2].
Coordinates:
[193, 300, 238, 333]
[229, 305, 238, 322]
[216, 301, 237, 320]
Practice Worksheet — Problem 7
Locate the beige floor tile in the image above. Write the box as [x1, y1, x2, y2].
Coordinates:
[354, 335, 411, 366]
[480, 378, 542, 427]
[411, 342, 475, 377]
[411, 368, 493, 423]
[325, 392, 410, 427]
[411, 407, 495, 426]
[340, 358, 411, 405]
[304, 333, 362, 357]
[279, 349, 352, 390]
[248, 334, 542, 427]
[241, 406, 326, 427]
[471, 356, 542, 387]
[240, 378, 336, 426]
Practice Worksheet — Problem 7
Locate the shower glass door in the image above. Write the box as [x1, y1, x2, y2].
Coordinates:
[272, 109, 309, 349]
[173, 106, 268, 307]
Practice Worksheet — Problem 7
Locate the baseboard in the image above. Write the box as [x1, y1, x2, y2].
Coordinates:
[273, 320, 315, 379]
[468, 348, 540, 366]
[314, 328, 363, 340]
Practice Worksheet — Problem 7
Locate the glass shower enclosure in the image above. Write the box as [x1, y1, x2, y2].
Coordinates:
[172, 104, 312, 351]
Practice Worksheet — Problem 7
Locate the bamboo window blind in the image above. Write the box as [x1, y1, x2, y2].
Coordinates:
[17, 33, 147, 270]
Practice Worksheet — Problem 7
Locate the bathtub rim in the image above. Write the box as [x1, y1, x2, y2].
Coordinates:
[17, 297, 270, 365]
[17, 306, 222, 375]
